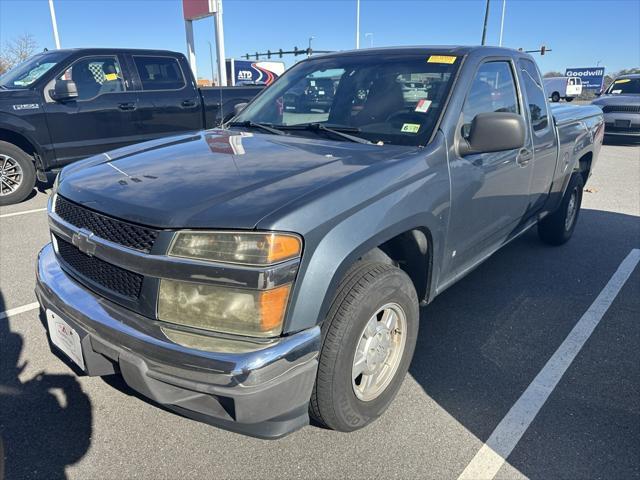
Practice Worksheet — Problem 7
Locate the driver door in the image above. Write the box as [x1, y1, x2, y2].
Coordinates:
[42, 55, 141, 166]
[447, 60, 533, 273]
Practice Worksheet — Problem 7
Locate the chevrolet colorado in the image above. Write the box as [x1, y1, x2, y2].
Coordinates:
[0, 48, 262, 204]
[36, 46, 604, 438]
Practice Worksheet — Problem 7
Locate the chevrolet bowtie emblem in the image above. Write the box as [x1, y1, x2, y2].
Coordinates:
[72, 229, 97, 257]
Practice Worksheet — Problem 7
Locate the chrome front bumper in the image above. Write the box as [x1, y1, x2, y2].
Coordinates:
[36, 243, 320, 438]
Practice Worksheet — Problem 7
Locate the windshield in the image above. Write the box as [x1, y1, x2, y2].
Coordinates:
[605, 77, 640, 95]
[0, 52, 67, 89]
[233, 53, 460, 146]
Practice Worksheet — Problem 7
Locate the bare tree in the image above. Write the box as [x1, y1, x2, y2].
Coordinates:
[543, 71, 563, 78]
[0, 33, 38, 75]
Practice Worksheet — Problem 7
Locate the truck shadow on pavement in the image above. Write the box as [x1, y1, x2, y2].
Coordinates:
[407, 208, 640, 479]
[0, 292, 93, 480]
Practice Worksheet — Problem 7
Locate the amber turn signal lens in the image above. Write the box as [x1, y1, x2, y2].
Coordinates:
[259, 283, 291, 333]
[267, 234, 302, 264]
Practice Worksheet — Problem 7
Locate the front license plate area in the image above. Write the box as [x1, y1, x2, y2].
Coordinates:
[47, 309, 86, 371]
[615, 119, 631, 129]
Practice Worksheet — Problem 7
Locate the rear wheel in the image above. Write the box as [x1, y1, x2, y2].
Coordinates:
[310, 262, 419, 432]
[538, 172, 584, 245]
[0, 141, 36, 206]
[551, 92, 561, 102]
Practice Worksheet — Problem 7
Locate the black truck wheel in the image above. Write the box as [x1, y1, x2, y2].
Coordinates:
[551, 92, 560, 102]
[0, 141, 36, 206]
[538, 172, 584, 245]
[310, 262, 419, 432]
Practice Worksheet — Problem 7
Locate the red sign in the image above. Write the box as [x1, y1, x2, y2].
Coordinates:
[183, 0, 214, 20]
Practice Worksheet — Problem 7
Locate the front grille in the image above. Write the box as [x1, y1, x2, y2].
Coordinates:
[55, 195, 158, 253]
[601, 105, 640, 113]
[56, 235, 143, 299]
[605, 125, 640, 134]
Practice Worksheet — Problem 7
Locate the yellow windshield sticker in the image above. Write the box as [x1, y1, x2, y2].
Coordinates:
[427, 55, 456, 64]
[104, 73, 118, 81]
[401, 123, 420, 133]
[614, 78, 631, 84]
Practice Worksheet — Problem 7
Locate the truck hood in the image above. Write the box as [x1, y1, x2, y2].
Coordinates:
[592, 94, 640, 107]
[58, 129, 413, 229]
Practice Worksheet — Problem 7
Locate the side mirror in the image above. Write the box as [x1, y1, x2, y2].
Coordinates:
[51, 80, 78, 101]
[594, 90, 602, 97]
[233, 102, 248, 117]
[458, 112, 525, 156]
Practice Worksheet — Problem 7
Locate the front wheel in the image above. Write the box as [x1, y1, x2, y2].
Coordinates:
[565, 97, 574, 102]
[310, 262, 419, 432]
[0, 141, 36, 206]
[538, 172, 584, 245]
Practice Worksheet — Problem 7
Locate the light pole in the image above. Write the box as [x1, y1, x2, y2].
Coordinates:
[48, 0, 61, 49]
[365, 32, 374, 48]
[499, 0, 506, 47]
[356, 0, 360, 49]
[207, 41, 216, 85]
[481, 0, 490, 46]
[308, 36, 314, 57]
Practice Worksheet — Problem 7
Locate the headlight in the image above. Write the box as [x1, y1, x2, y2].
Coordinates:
[158, 280, 290, 337]
[169, 231, 301, 265]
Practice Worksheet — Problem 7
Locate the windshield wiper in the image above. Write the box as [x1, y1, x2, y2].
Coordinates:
[228, 120, 285, 136]
[281, 123, 372, 144]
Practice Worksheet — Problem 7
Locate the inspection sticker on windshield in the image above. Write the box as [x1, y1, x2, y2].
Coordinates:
[414, 99, 432, 113]
[401, 123, 421, 133]
[614, 79, 631, 84]
[427, 55, 456, 64]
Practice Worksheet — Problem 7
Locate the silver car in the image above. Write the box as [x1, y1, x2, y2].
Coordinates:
[592, 74, 640, 137]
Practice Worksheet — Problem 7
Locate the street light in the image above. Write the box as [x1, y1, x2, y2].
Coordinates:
[356, 0, 360, 49]
[308, 36, 314, 57]
[365, 32, 374, 48]
[48, 0, 61, 49]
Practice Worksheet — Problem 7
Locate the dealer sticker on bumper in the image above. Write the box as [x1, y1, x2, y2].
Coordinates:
[46, 309, 85, 370]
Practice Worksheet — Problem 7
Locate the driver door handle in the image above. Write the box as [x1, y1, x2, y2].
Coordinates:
[517, 148, 533, 167]
[118, 102, 136, 111]
[181, 99, 197, 108]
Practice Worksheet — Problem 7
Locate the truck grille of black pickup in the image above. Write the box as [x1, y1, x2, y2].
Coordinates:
[55, 235, 143, 299]
[601, 105, 640, 113]
[55, 196, 158, 253]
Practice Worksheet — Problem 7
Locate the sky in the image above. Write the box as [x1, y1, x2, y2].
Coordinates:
[1, 0, 639, 81]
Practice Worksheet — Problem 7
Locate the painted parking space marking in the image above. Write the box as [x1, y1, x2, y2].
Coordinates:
[458, 248, 640, 480]
[0, 302, 40, 320]
[0, 207, 47, 219]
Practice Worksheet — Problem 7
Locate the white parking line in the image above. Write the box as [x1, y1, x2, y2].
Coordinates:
[0, 302, 40, 320]
[0, 207, 47, 219]
[458, 248, 640, 480]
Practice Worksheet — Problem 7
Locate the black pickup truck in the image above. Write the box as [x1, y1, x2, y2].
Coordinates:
[0, 48, 263, 204]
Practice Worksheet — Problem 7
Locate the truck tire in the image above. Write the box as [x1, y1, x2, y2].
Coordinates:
[551, 92, 560, 102]
[310, 262, 419, 432]
[0, 141, 36, 206]
[565, 97, 574, 102]
[538, 172, 584, 245]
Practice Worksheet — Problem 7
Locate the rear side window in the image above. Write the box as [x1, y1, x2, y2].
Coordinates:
[462, 61, 519, 137]
[519, 59, 550, 132]
[133, 56, 185, 90]
[55, 56, 125, 100]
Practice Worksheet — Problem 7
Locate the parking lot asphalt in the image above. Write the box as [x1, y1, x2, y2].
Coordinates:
[1, 142, 638, 480]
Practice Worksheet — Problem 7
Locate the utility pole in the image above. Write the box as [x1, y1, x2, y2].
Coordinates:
[213, 0, 227, 87]
[499, 0, 506, 46]
[365, 32, 374, 48]
[355, 0, 360, 49]
[481, 0, 490, 46]
[207, 41, 215, 85]
[48, 0, 61, 49]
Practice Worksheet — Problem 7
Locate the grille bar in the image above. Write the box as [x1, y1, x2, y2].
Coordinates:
[601, 105, 640, 113]
[55, 195, 158, 253]
[55, 235, 143, 299]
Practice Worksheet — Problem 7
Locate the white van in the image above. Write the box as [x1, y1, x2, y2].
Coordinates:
[543, 76, 583, 102]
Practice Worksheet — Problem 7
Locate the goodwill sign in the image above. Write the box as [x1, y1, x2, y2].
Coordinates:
[565, 67, 605, 90]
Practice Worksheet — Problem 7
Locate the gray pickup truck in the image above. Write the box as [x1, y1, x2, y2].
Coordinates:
[36, 46, 604, 438]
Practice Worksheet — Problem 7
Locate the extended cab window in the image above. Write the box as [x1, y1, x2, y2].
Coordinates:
[55, 56, 125, 100]
[133, 56, 185, 91]
[519, 59, 549, 132]
[462, 61, 519, 137]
